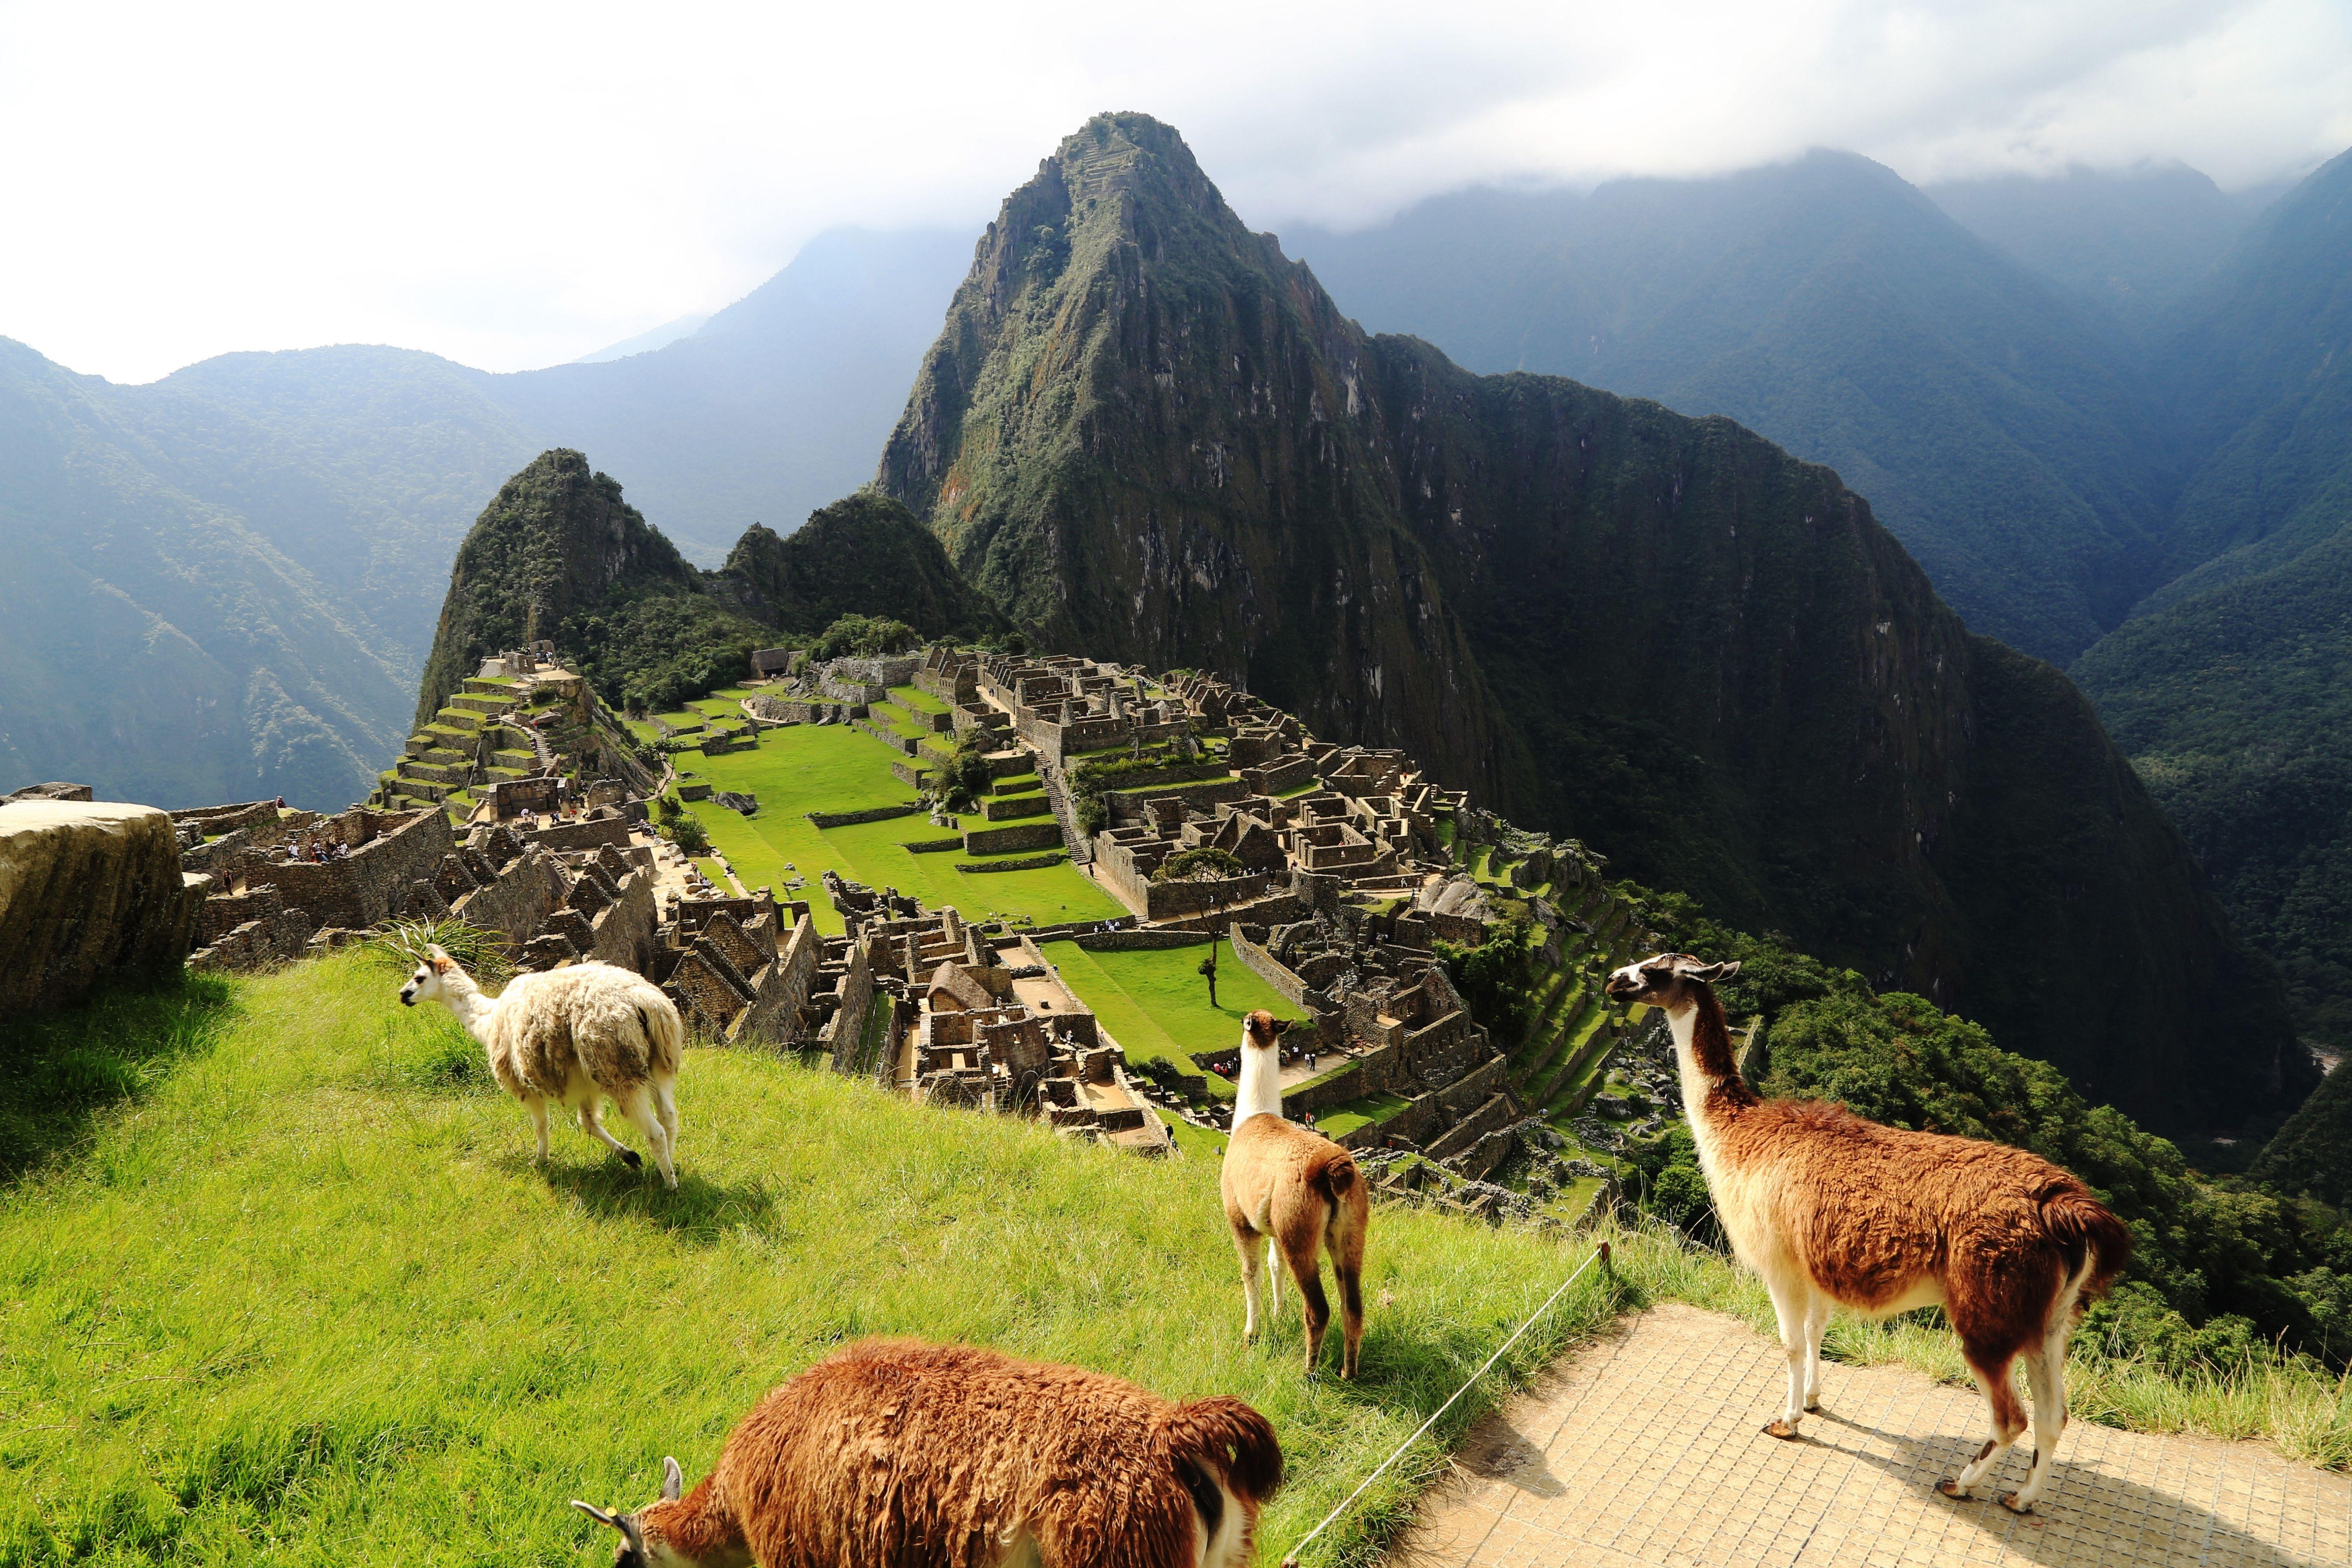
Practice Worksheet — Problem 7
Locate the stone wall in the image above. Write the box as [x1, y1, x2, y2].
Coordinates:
[807, 804, 921, 829]
[526, 816, 634, 853]
[1071, 929, 1211, 951]
[962, 821, 1063, 855]
[448, 845, 569, 948]
[825, 936, 877, 1073]
[0, 801, 206, 1011]
[262, 809, 453, 930]
[1229, 922, 1308, 1004]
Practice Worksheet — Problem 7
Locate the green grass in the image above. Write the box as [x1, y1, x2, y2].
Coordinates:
[1037, 941, 1289, 1082]
[0, 958, 1626, 1565]
[1314, 1092, 1413, 1139]
[672, 727, 1122, 934]
[886, 683, 951, 716]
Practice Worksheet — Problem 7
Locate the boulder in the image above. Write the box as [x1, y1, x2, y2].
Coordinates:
[0, 801, 203, 1011]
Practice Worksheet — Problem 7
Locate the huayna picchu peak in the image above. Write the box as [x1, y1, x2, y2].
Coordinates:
[880, 112, 2307, 1135]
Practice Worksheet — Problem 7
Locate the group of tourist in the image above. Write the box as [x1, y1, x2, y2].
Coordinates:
[281, 838, 350, 865]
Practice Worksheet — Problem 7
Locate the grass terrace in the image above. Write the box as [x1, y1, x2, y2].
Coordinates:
[670, 726, 1122, 935]
[1036, 940, 1290, 1088]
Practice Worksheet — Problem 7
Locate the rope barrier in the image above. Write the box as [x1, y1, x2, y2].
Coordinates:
[1278, 1240, 1612, 1567]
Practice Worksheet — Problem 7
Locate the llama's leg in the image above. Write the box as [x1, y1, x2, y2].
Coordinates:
[1231, 1222, 1266, 1342]
[1264, 1236, 1284, 1320]
[525, 1095, 551, 1162]
[1998, 1349, 2067, 1514]
[655, 1079, 679, 1158]
[1761, 1271, 1808, 1438]
[574, 1095, 642, 1170]
[1281, 1243, 1334, 1375]
[1937, 1349, 2028, 1500]
[1328, 1205, 1367, 1381]
[1802, 1289, 1833, 1411]
[619, 1087, 676, 1190]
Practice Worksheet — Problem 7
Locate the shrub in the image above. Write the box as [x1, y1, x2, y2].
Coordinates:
[810, 613, 917, 660]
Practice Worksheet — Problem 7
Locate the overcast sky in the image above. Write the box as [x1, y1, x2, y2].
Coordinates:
[3, 0, 2345, 384]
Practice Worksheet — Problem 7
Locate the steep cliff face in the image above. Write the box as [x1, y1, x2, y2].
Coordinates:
[878, 114, 1507, 797]
[880, 113, 2306, 1132]
[715, 492, 1000, 638]
[416, 449, 699, 724]
[417, 455, 1001, 720]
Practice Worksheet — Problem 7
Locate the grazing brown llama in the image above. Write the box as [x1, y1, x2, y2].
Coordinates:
[570, 1338, 1283, 1568]
[1605, 954, 2131, 1515]
[1220, 1010, 1370, 1378]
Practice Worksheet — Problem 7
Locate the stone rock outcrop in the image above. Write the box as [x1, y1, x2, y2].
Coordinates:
[0, 801, 203, 1011]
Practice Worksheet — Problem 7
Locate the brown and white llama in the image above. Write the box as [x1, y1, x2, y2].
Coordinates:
[400, 945, 683, 1188]
[1220, 1010, 1370, 1378]
[1605, 954, 2131, 1514]
[570, 1337, 1284, 1568]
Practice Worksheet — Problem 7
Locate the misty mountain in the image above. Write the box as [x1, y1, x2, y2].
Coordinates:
[2074, 147, 2352, 1047]
[1284, 152, 2174, 666]
[880, 112, 2305, 1135]
[1923, 163, 2268, 330]
[0, 226, 974, 811]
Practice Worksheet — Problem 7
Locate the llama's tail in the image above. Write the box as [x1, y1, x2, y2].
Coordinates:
[1159, 1395, 1284, 1504]
[2041, 1181, 2132, 1301]
[637, 994, 685, 1078]
[1309, 1147, 1359, 1210]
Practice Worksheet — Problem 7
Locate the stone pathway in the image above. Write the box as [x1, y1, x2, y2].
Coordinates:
[1388, 1304, 2347, 1568]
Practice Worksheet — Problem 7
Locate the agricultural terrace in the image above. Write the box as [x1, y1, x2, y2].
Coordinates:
[667, 724, 1124, 936]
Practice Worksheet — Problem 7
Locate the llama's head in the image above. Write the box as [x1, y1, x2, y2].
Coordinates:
[571, 1456, 683, 1567]
[1605, 953, 1740, 1011]
[397, 944, 458, 1008]
[1241, 1009, 1293, 1052]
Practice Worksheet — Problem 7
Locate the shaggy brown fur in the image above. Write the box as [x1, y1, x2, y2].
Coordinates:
[571, 1338, 1283, 1568]
[1606, 954, 2131, 1515]
[1220, 1010, 1371, 1378]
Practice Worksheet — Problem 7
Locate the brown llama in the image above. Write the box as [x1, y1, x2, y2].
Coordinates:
[1220, 1010, 1370, 1378]
[1605, 954, 2131, 1515]
[569, 1338, 1283, 1568]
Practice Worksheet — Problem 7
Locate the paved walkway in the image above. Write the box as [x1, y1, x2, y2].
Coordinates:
[1389, 1304, 2347, 1568]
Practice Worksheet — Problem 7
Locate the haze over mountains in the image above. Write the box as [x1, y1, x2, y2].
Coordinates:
[5, 124, 2347, 1055]
[0, 228, 972, 813]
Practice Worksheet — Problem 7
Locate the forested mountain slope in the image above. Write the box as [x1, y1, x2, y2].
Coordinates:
[2072, 150, 2352, 1048]
[880, 112, 2307, 1135]
[417, 451, 995, 722]
[1285, 153, 2172, 663]
[1923, 163, 2266, 331]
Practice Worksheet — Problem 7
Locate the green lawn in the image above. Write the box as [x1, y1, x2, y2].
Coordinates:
[887, 683, 951, 716]
[675, 727, 1122, 934]
[1316, 1091, 1414, 1139]
[1037, 940, 1291, 1084]
[0, 958, 1629, 1566]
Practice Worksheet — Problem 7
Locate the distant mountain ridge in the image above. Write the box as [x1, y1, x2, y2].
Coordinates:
[1285, 152, 2179, 665]
[879, 112, 2307, 1135]
[0, 226, 975, 811]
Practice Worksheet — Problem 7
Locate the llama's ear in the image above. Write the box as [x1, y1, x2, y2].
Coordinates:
[1269, 1017, 1293, 1037]
[662, 1456, 683, 1502]
[427, 943, 453, 972]
[1677, 958, 1740, 983]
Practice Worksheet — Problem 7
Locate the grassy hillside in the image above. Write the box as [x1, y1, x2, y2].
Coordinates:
[0, 956, 1619, 1566]
[6, 953, 2349, 1566]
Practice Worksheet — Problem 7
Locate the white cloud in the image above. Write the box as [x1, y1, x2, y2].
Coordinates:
[0, 0, 2342, 382]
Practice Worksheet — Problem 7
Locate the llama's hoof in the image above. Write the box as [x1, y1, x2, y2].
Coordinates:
[1936, 1480, 1974, 1500]
[619, 1148, 643, 1170]
[1762, 1419, 1800, 1440]
[1805, 1397, 1821, 1412]
[1998, 1493, 2034, 1516]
